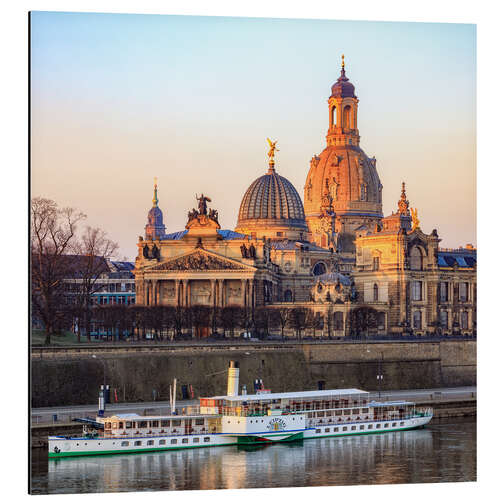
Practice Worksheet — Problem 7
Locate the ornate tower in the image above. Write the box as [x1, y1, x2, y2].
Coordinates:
[304, 56, 383, 255]
[144, 178, 166, 240]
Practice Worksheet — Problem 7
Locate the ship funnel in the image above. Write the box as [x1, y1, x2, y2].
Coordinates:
[227, 360, 239, 396]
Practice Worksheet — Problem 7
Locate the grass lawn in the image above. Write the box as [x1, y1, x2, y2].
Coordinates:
[31, 329, 96, 346]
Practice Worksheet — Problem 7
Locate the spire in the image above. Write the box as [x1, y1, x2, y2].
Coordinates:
[341, 54, 345, 77]
[152, 177, 158, 207]
[397, 181, 410, 216]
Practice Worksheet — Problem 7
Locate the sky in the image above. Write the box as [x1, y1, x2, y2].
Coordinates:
[30, 11, 476, 260]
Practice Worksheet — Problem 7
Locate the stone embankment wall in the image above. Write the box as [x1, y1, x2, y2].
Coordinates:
[31, 340, 476, 407]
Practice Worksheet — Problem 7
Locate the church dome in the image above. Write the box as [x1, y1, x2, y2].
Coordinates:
[330, 56, 356, 98]
[236, 165, 308, 239]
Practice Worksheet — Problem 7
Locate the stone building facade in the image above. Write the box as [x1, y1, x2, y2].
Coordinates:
[133, 57, 476, 338]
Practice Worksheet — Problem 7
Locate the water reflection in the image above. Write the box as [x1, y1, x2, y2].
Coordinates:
[31, 419, 476, 495]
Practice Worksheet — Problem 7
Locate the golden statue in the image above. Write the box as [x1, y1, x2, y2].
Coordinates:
[411, 207, 420, 229]
[266, 138, 279, 161]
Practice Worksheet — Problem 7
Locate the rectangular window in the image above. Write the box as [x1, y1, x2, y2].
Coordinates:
[316, 411, 324, 417]
[439, 282, 449, 302]
[368, 424, 373, 430]
[193, 438, 200, 443]
[440, 310, 449, 329]
[126, 421, 133, 429]
[459, 282, 469, 302]
[360, 425, 365, 430]
[121, 441, 129, 447]
[461, 311, 469, 329]
[325, 428, 330, 433]
[351, 426, 356, 431]
[195, 419, 204, 426]
[400, 422, 404, 427]
[138, 421, 148, 428]
[316, 429, 321, 434]
[413, 310, 422, 329]
[352, 409, 359, 415]
[151, 421, 159, 428]
[373, 257, 379, 271]
[335, 410, 342, 416]
[147, 440, 154, 446]
[376, 424, 381, 429]
[171, 439, 177, 444]
[384, 423, 389, 428]
[362, 408, 369, 414]
[334, 428, 339, 432]
[343, 410, 351, 416]
[182, 438, 189, 444]
[411, 281, 422, 301]
[161, 420, 170, 427]
[392, 422, 397, 427]
[134, 441, 142, 446]
[204, 437, 210, 442]
[342, 426, 348, 431]
[159, 440, 166, 445]
[172, 420, 181, 427]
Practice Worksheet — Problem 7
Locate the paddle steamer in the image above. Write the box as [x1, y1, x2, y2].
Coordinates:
[48, 361, 432, 458]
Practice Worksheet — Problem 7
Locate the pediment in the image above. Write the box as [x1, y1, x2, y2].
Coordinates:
[148, 249, 254, 272]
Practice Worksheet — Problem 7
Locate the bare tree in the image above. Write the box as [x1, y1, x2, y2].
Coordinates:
[72, 227, 118, 342]
[273, 307, 291, 341]
[31, 197, 86, 345]
[307, 310, 323, 338]
[289, 307, 308, 340]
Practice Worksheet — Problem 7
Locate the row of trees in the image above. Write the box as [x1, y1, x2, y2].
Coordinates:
[31, 197, 119, 345]
[67, 304, 351, 341]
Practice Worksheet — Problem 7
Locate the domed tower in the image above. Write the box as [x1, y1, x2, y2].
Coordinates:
[144, 178, 166, 240]
[304, 56, 383, 254]
[235, 140, 308, 241]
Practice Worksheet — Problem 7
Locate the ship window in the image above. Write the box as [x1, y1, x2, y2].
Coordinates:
[161, 420, 170, 427]
[105, 422, 111, 429]
[343, 410, 351, 416]
[118, 422, 124, 429]
[159, 440, 166, 445]
[316, 411, 325, 417]
[362, 408, 369, 414]
[325, 428, 330, 433]
[376, 424, 381, 429]
[138, 421, 148, 428]
[342, 426, 348, 431]
[122, 442, 130, 447]
[351, 426, 356, 431]
[171, 439, 177, 444]
[126, 422, 133, 429]
[151, 421, 159, 428]
[193, 438, 199, 443]
[352, 409, 359, 415]
[384, 423, 389, 428]
[172, 420, 181, 427]
[368, 424, 373, 429]
[195, 419, 204, 426]
[334, 428, 339, 432]
[147, 440, 154, 446]
[182, 438, 189, 444]
[316, 429, 321, 434]
[392, 422, 397, 427]
[360, 425, 364, 430]
[134, 441, 142, 446]
[112, 422, 118, 429]
[204, 437, 210, 442]
[400, 422, 404, 426]
[335, 410, 342, 416]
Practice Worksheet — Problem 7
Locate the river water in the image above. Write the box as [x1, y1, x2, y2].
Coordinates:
[30, 418, 476, 495]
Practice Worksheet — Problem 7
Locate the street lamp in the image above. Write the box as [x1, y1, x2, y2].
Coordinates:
[367, 349, 384, 399]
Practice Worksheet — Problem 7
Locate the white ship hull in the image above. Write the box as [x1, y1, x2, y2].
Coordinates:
[48, 414, 432, 458]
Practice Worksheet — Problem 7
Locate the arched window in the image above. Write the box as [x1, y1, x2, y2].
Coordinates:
[410, 246, 423, 270]
[343, 105, 352, 129]
[284, 290, 293, 302]
[313, 262, 327, 276]
[331, 106, 337, 126]
[373, 283, 379, 302]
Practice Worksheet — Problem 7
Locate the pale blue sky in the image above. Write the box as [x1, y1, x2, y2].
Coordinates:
[31, 12, 476, 259]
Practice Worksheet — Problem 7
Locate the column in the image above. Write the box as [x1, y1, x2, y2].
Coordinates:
[249, 280, 255, 309]
[175, 280, 180, 307]
[242, 279, 247, 308]
[211, 280, 216, 308]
